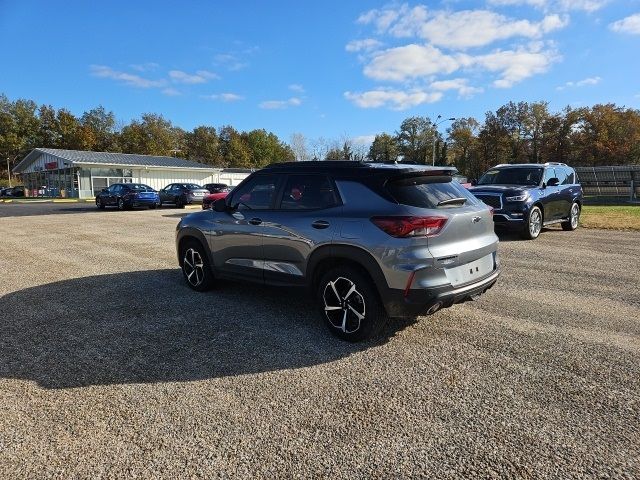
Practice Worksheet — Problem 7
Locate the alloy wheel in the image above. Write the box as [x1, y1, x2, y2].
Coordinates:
[570, 203, 580, 229]
[323, 277, 366, 334]
[529, 209, 542, 237]
[183, 248, 205, 287]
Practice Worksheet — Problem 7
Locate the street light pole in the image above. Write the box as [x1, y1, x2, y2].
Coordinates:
[430, 115, 456, 166]
[6, 157, 12, 187]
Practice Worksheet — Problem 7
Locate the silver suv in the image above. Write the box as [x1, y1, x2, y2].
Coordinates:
[176, 162, 500, 341]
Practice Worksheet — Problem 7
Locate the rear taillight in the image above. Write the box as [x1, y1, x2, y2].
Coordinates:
[370, 216, 448, 238]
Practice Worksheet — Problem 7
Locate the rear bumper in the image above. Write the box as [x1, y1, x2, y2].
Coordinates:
[130, 197, 159, 207]
[381, 268, 500, 317]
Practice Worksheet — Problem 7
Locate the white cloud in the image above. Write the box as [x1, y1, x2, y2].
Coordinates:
[162, 88, 182, 96]
[610, 13, 640, 35]
[344, 89, 443, 110]
[259, 97, 302, 109]
[473, 45, 561, 88]
[169, 70, 219, 84]
[130, 62, 159, 72]
[364, 44, 462, 81]
[356, 5, 568, 49]
[352, 135, 376, 146]
[556, 76, 602, 90]
[90, 65, 166, 88]
[214, 54, 249, 71]
[416, 11, 568, 49]
[288, 84, 305, 93]
[489, 0, 608, 12]
[201, 93, 244, 102]
[345, 38, 383, 52]
[430, 78, 484, 98]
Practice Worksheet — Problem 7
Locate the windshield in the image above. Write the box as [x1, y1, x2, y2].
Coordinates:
[182, 184, 202, 190]
[478, 168, 542, 186]
[129, 184, 155, 192]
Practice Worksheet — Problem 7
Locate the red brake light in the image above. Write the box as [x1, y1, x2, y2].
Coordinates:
[371, 216, 448, 238]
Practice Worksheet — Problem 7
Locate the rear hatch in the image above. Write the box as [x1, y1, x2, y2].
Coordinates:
[385, 174, 497, 266]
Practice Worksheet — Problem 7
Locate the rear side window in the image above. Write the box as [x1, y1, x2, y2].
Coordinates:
[555, 168, 567, 185]
[280, 174, 339, 210]
[386, 176, 477, 209]
[563, 167, 575, 184]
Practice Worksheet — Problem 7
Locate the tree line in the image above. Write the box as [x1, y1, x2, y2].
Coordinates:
[2, 93, 639, 180]
[365, 102, 640, 178]
[0, 93, 294, 176]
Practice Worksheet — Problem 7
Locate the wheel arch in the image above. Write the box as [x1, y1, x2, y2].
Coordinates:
[307, 244, 389, 296]
[176, 228, 213, 268]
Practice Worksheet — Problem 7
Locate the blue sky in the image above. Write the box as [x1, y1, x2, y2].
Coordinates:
[1, 0, 639, 147]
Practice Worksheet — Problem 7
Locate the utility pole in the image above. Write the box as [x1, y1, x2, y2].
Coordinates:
[6, 157, 12, 187]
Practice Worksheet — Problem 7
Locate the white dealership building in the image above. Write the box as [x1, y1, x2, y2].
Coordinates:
[13, 148, 250, 199]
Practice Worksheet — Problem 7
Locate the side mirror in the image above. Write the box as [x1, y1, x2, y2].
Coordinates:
[470, 178, 478, 186]
[213, 198, 228, 212]
[547, 177, 560, 187]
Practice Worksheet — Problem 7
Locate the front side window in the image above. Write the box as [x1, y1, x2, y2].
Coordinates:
[230, 175, 277, 210]
[478, 167, 543, 186]
[280, 175, 339, 210]
[543, 168, 556, 185]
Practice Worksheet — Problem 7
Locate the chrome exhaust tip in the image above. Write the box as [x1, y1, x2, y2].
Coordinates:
[426, 302, 442, 315]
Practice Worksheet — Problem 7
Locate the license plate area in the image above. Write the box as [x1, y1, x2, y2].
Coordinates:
[444, 253, 494, 287]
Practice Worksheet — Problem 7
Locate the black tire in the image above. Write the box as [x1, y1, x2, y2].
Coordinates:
[317, 266, 387, 342]
[149, 204, 157, 209]
[158, 199, 163, 208]
[117, 198, 126, 211]
[96, 198, 105, 209]
[176, 196, 185, 209]
[521, 205, 543, 240]
[561, 202, 580, 231]
[180, 240, 214, 292]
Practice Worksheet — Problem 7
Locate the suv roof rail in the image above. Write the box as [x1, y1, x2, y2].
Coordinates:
[544, 162, 567, 166]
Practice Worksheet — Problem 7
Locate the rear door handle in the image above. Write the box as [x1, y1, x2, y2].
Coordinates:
[312, 220, 330, 229]
[249, 218, 262, 225]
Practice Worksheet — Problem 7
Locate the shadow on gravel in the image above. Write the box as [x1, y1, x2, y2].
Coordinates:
[0, 269, 397, 389]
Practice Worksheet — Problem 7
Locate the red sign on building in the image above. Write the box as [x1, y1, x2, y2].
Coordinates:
[45, 161, 58, 170]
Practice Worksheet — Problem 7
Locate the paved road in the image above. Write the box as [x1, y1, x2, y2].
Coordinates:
[1, 203, 639, 478]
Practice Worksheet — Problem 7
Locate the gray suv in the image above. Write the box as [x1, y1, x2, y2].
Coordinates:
[176, 162, 500, 341]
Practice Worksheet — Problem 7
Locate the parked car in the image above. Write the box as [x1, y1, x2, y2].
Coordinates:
[469, 162, 582, 240]
[203, 183, 231, 194]
[159, 183, 209, 208]
[453, 174, 472, 189]
[95, 183, 160, 210]
[175, 161, 500, 342]
[202, 191, 229, 210]
[1, 186, 25, 197]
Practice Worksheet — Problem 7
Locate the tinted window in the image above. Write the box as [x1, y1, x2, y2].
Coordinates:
[230, 175, 277, 210]
[280, 175, 339, 210]
[387, 176, 478, 209]
[478, 167, 543, 186]
[129, 184, 154, 192]
[563, 167, 575, 184]
[180, 184, 202, 190]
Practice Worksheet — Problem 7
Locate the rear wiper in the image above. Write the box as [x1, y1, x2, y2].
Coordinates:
[437, 197, 467, 207]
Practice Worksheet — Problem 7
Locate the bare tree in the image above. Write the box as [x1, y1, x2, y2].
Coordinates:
[289, 132, 311, 162]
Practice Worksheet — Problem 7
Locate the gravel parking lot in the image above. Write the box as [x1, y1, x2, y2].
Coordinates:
[1, 202, 639, 478]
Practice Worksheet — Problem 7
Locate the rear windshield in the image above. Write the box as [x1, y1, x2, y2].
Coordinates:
[386, 176, 477, 209]
[478, 167, 542, 186]
[129, 184, 154, 192]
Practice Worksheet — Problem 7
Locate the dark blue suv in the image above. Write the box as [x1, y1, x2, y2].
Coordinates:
[469, 163, 583, 239]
